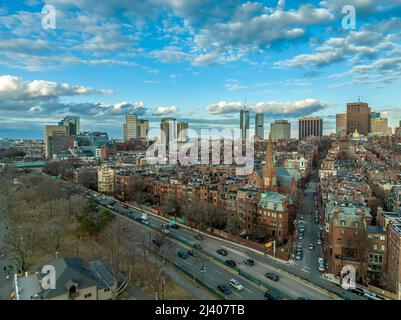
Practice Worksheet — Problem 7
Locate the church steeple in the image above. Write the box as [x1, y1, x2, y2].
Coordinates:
[262, 132, 278, 191]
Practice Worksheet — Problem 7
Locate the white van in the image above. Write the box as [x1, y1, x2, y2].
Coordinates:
[318, 258, 325, 272]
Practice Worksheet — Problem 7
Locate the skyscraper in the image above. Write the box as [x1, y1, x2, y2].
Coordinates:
[255, 113, 264, 140]
[59, 116, 80, 135]
[123, 114, 138, 141]
[44, 125, 68, 159]
[138, 119, 149, 139]
[336, 114, 347, 134]
[270, 120, 291, 141]
[160, 118, 177, 150]
[346, 102, 371, 135]
[240, 109, 250, 140]
[370, 117, 389, 136]
[177, 122, 189, 142]
[298, 117, 323, 140]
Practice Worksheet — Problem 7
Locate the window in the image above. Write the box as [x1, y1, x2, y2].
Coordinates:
[373, 244, 378, 250]
[341, 220, 346, 226]
[341, 229, 346, 235]
[84, 293, 92, 298]
[380, 236, 385, 241]
[381, 245, 385, 251]
[104, 288, 110, 292]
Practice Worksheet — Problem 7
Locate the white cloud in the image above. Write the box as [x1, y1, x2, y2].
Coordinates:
[152, 105, 179, 116]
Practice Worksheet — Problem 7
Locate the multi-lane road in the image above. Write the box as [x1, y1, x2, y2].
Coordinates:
[60, 180, 351, 300]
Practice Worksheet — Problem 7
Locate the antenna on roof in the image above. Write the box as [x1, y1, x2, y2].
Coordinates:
[244, 96, 247, 110]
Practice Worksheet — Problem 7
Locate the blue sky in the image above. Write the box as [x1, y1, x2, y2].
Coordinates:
[0, 0, 401, 139]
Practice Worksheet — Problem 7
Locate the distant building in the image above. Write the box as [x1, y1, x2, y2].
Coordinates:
[138, 119, 149, 139]
[255, 113, 264, 140]
[370, 112, 381, 120]
[44, 125, 68, 159]
[0, 138, 10, 149]
[346, 102, 371, 136]
[386, 219, 401, 299]
[123, 114, 138, 141]
[298, 117, 323, 140]
[336, 114, 347, 135]
[370, 117, 390, 136]
[270, 120, 290, 141]
[240, 109, 250, 140]
[97, 164, 115, 195]
[59, 116, 80, 136]
[177, 122, 189, 142]
[160, 117, 177, 150]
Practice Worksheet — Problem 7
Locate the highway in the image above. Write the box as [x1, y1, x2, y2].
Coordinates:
[61, 180, 365, 300]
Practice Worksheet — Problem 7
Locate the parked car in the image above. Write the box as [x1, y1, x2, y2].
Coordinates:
[193, 244, 202, 250]
[229, 279, 244, 291]
[217, 284, 232, 295]
[318, 258, 325, 272]
[170, 224, 179, 229]
[364, 291, 385, 300]
[243, 259, 255, 266]
[308, 244, 315, 250]
[264, 290, 279, 300]
[216, 248, 228, 256]
[295, 251, 302, 261]
[348, 287, 364, 296]
[296, 243, 302, 250]
[298, 234, 304, 241]
[225, 260, 237, 268]
[317, 239, 322, 245]
[265, 272, 280, 281]
[123, 204, 129, 209]
[178, 250, 189, 259]
[187, 250, 197, 257]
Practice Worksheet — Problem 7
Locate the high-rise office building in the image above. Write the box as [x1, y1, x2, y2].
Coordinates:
[298, 117, 323, 140]
[270, 120, 291, 141]
[346, 102, 371, 136]
[123, 114, 138, 141]
[240, 109, 250, 140]
[160, 118, 177, 150]
[59, 116, 80, 136]
[336, 114, 347, 134]
[370, 112, 381, 120]
[255, 113, 264, 140]
[370, 117, 390, 136]
[177, 122, 189, 142]
[44, 125, 68, 159]
[138, 119, 149, 139]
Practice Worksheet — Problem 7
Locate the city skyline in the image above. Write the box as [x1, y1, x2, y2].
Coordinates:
[0, 1, 401, 139]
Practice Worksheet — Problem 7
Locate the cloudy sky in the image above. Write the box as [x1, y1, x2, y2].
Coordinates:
[0, 0, 401, 139]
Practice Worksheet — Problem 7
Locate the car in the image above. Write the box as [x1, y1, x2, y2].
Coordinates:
[216, 248, 228, 256]
[296, 243, 302, 250]
[142, 219, 150, 225]
[300, 215, 304, 220]
[193, 244, 202, 250]
[106, 204, 114, 209]
[363, 291, 383, 300]
[135, 216, 143, 222]
[123, 204, 129, 209]
[308, 244, 315, 250]
[178, 250, 189, 259]
[229, 279, 244, 291]
[318, 258, 325, 272]
[298, 234, 304, 241]
[295, 251, 302, 261]
[187, 250, 197, 257]
[217, 284, 232, 295]
[152, 238, 162, 246]
[170, 224, 179, 229]
[162, 226, 170, 234]
[225, 260, 237, 268]
[265, 272, 280, 281]
[243, 259, 255, 266]
[317, 239, 322, 245]
[194, 234, 204, 241]
[348, 287, 364, 296]
[264, 290, 279, 300]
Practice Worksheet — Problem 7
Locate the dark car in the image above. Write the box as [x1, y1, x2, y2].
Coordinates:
[348, 287, 364, 296]
[193, 244, 202, 250]
[217, 284, 232, 295]
[123, 204, 129, 209]
[225, 260, 237, 268]
[195, 234, 204, 241]
[265, 272, 280, 281]
[152, 238, 162, 246]
[216, 248, 228, 256]
[243, 259, 255, 266]
[178, 250, 189, 259]
[264, 290, 279, 300]
[187, 250, 197, 257]
[170, 224, 179, 229]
